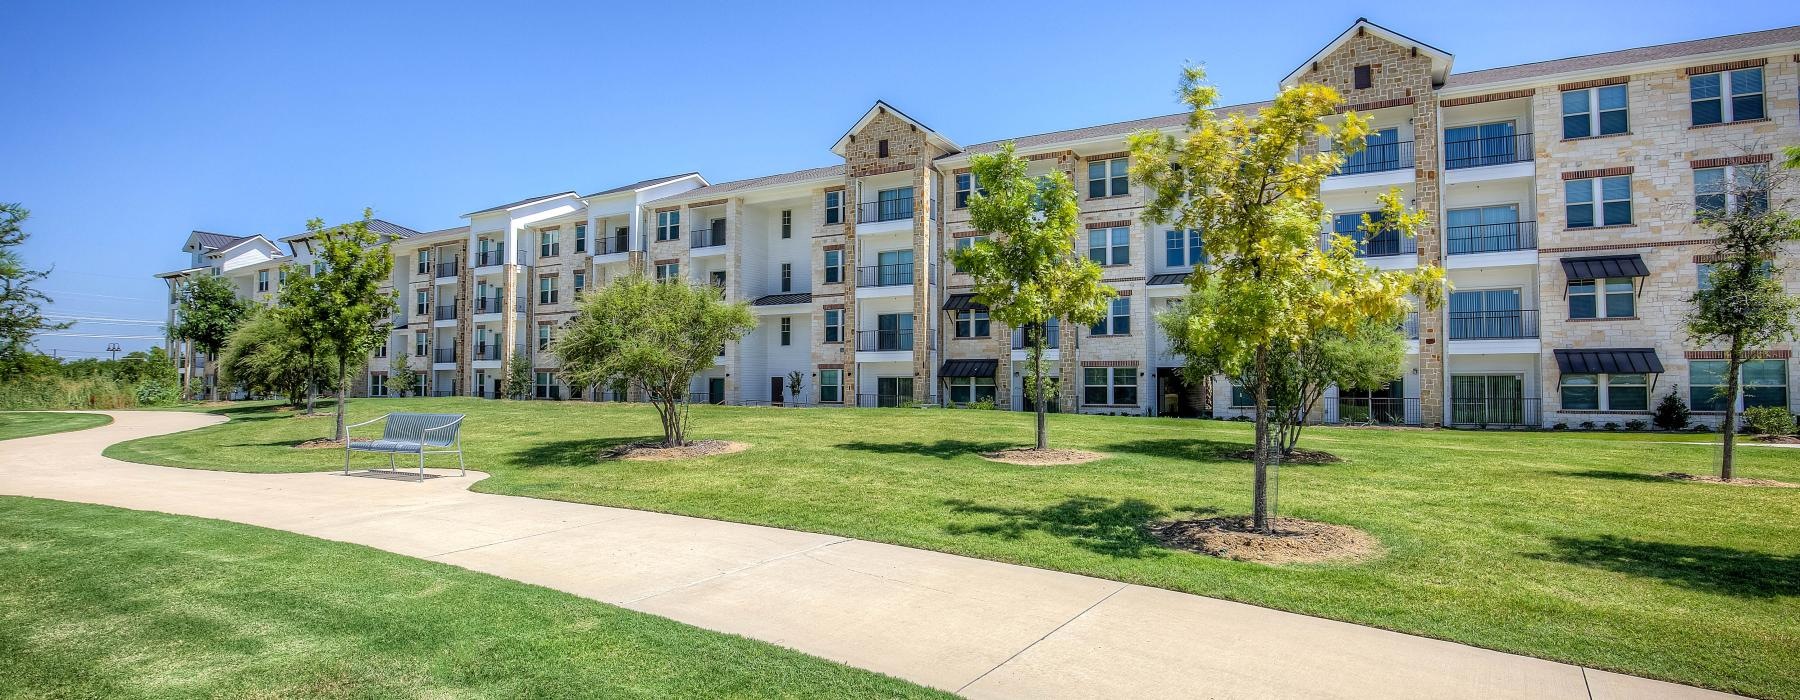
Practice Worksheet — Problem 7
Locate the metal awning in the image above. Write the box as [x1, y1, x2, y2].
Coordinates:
[1554, 348, 1665, 374]
[939, 359, 998, 378]
[752, 292, 812, 306]
[1560, 254, 1649, 280]
[942, 293, 987, 312]
[1148, 273, 1191, 286]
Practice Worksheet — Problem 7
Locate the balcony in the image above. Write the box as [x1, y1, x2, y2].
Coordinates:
[856, 329, 914, 352]
[434, 347, 457, 364]
[1449, 397, 1541, 428]
[472, 344, 502, 361]
[1446, 222, 1538, 255]
[858, 197, 915, 224]
[436, 262, 459, 280]
[600, 234, 631, 256]
[692, 228, 727, 249]
[856, 264, 914, 288]
[1447, 309, 1539, 341]
[1325, 396, 1421, 425]
[1320, 232, 1417, 258]
[1010, 325, 1062, 350]
[1332, 140, 1413, 176]
[475, 295, 524, 314]
[475, 250, 504, 267]
[1444, 132, 1532, 170]
[434, 303, 458, 321]
[1401, 312, 1419, 340]
[855, 393, 936, 408]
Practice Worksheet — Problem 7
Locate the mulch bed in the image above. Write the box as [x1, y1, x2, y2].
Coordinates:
[602, 440, 751, 461]
[1754, 435, 1800, 444]
[1148, 516, 1382, 565]
[979, 447, 1108, 466]
[1225, 448, 1342, 465]
[293, 438, 372, 450]
[1660, 472, 1799, 488]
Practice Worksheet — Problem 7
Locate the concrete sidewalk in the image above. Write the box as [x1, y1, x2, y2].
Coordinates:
[0, 411, 1740, 699]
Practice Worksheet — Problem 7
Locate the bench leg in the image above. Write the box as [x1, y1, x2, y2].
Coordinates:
[389, 451, 396, 472]
[457, 449, 465, 477]
[418, 449, 426, 482]
[344, 446, 351, 475]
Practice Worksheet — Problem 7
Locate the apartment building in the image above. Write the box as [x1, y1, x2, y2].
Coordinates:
[159, 19, 1800, 427]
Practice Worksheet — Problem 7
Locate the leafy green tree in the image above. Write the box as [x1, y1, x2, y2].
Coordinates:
[554, 274, 754, 447]
[949, 142, 1115, 450]
[1684, 164, 1800, 479]
[1130, 68, 1444, 532]
[505, 352, 533, 400]
[388, 352, 418, 397]
[219, 308, 337, 407]
[0, 204, 71, 375]
[283, 212, 396, 441]
[172, 273, 250, 400]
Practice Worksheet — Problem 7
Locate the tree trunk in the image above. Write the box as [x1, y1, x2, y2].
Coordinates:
[1251, 347, 1271, 533]
[1033, 331, 1048, 450]
[334, 359, 348, 442]
[1721, 335, 1744, 481]
[304, 379, 317, 415]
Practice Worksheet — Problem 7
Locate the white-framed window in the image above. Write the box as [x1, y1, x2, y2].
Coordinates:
[1566, 175, 1631, 228]
[823, 191, 843, 225]
[1087, 157, 1129, 198]
[1561, 84, 1628, 138]
[1694, 164, 1768, 219]
[947, 376, 996, 404]
[1569, 277, 1635, 319]
[534, 371, 559, 400]
[572, 270, 586, 295]
[413, 330, 428, 357]
[1690, 359, 1788, 412]
[1083, 366, 1138, 406]
[574, 223, 588, 253]
[369, 373, 388, 397]
[655, 262, 679, 281]
[819, 368, 842, 403]
[256, 270, 269, 292]
[1698, 260, 1774, 292]
[374, 339, 387, 359]
[780, 263, 793, 292]
[779, 316, 792, 346]
[537, 323, 552, 351]
[1230, 382, 1254, 408]
[954, 309, 990, 338]
[780, 209, 792, 238]
[1087, 227, 1129, 265]
[1165, 229, 1203, 267]
[538, 276, 558, 304]
[823, 249, 842, 284]
[656, 211, 680, 241]
[953, 173, 987, 209]
[415, 290, 429, 316]
[539, 229, 560, 257]
[1559, 372, 1647, 411]
[823, 308, 842, 343]
[952, 234, 989, 273]
[1690, 67, 1763, 126]
[1090, 298, 1130, 336]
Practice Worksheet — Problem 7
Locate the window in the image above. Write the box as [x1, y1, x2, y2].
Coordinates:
[1230, 382, 1254, 408]
[417, 249, 430, 274]
[1566, 175, 1631, 228]
[952, 235, 989, 272]
[574, 223, 587, 253]
[1568, 277, 1635, 319]
[537, 323, 552, 351]
[414, 331, 428, 358]
[369, 373, 388, 397]
[1698, 260, 1773, 292]
[954, 309, 990, 338]
[823, 249, 842, 284]
[1561, 84, 1628, 139]
[823, 309, 842, 343]
[1691, 67, 1763, 126]
[955, 173, 972, 208]
[534, 371, 560, 400]
[819, 369, 842, 403]
[1164, 229, 1203, 267]
[257, 270, 269, 292]
[1691, 359, 1789, 411]
[374, 340, 387, 358]
[824, 191, 842, 225]
[1083, 367, 1138, 406]
[1695, 165, 1768, 219]
[1087, 226, 1129, 265]
[779, 317, 792, 346]
[278, 268, 286, 285]
[655, 262, 679, 281]
[878, 139, 889, 158]
[572, 270, 586, 295]
[948, 376, 996, 404]
[1087, 157, 1129, 198]
[538, 276, 557, 304]
[1090, 298, 1130, 336]
[656, 210, 680, 241]
[780, 209, 792, 238]
[1608, 373, 1648, 411]
[1353, 64, 1372, 89]
[1560, 374, 1599, 410]
[539, 229, 559, 257]
[781, 263, 793, 292]
[415, 291, 429, 317]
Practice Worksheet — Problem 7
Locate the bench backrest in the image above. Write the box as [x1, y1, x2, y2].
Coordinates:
[382, 413, 465, 446]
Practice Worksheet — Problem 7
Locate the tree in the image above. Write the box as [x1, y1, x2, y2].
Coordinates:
[284, 212, 395, 441]
[172, 273, 250, 400]
[949, 142, 1116, 450]
[505, 353, 533, 400]
[554, 274, 754, 447]
[1653, 387, 1691, 431]
[0, 204, 71, 375]
[1684, 162, 1800, 479]
[388, 352, 418, 398]
[1130, 68, 1444, 533]
[219, 307, 337, 407]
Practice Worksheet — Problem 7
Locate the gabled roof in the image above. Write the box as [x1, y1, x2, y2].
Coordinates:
[154, 266, 211, 279]
[205, 234, 282, 259]
[417, 225, 471, 238]
[1443, 24, 1800, 90]
[647, 164, 846, 204]
[188, 230, 250, 252]
[279, 218, 423, 244]
[461, 191, 578, 218]
[948, 101, 1268, 160]
[583, 172, 707, 198]
[1281, 18, 1453, 87]
[831, 100, 960, 157]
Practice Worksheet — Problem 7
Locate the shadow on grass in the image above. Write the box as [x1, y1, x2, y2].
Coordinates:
[506, 436, 663, 468]
[837, 439, 1013, 460]
[942, 496, 1217, 558]
[1099, 438, 1249, 461]
[1557, 469, 1671, 483]
[1533, 535, 1800, 598]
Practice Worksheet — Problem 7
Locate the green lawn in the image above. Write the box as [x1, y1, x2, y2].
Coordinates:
[0, 411, 110, 440]
[0, 496, 946, 699]
[106, 399, 1800, 698]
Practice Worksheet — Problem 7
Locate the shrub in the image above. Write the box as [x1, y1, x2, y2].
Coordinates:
[1690, 423, 1714, 433]
[966, 397, 997, 410]
[1743, 406, 1798, 436]
[134, 379, 178, 406]
[1578, 421, 1596, 430]
[1652, 388, 1691, 431]
[1624, 419, 1649, 431]
[1603, 422, 1620, 431]
[0, 376, 138, 410]
[1552, 422, 1568, 430]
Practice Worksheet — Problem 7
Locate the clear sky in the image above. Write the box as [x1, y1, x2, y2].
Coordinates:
[5, 0, 1797, 359]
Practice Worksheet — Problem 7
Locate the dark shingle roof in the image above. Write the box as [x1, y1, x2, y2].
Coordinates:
[950, 101, 1270, 159]
[753, 292, 812, 306]
[584, 172, 704, 198]
[1444, 25, 1800, 89]
[191, 231, 250, 251]
[367, 219, 423, 238]
[461, 191, 578, 218]
[416, 225, 471, 238]
[649, 164, 845, 203]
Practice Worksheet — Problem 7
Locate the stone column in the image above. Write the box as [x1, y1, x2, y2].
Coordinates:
[1414, 96, 1446, 427]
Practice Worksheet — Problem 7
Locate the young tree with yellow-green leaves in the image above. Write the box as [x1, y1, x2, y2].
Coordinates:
[1130, 68, 1444, 533]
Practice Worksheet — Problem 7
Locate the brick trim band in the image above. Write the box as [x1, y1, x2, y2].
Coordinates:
[823, 303, 843, 310]
[1338, 96, 1416, 113]
[1115, 289, 1132, 297]
[822, 243, 843, 251]
[850, 162, 914, 177]
[1026, 151, 1069, 162]
[1690, 153, 1772, 169]
[950, 230, 986, 238]
[1540, 238, 1711, 254]
[1684, 58, 1767, 76]
[1685, 349, 1789, 360]
[822, 184, 845, 193]
[1082, 360, 1140, 367]
[1558, 76, 1628, 91]
[653, 205, 680, 213]
[653, 258, 678, 265]
[951, 167, 970, 174]
[818, 363, 844, 369]
[1085, 151, 1129, 162]
[687, 198, 728, 209]
[1439, 88, 1536, 107]
[1085, 220, 1131, 229]
[1562, 166, 1634, 180]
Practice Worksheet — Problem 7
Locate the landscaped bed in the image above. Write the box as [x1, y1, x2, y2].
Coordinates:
[106, 398, 1800, 698]
[0, 495, 946, 699]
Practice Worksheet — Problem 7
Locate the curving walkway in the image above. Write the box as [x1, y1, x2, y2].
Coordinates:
[0, 411, 1742, 699]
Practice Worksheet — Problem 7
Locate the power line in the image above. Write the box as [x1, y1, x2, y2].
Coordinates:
[38, 332, 165, 340]
[44, 314, 165, 326]
[41, 289, 158, 302]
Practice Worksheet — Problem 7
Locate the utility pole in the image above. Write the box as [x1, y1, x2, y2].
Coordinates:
[106, 342, 121, 361]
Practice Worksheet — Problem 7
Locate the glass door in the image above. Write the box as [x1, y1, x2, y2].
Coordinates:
[1452, 375, 1524, 426]
[1445, 120, 1517, 168]
[1445, 204, 1520, 254]
[876, 249, 913, 286]
[876, 377, 914, 407]
[876, 313, 913, 351]
[1449, 289, 1522, 339]
[877, 187, 913, 222]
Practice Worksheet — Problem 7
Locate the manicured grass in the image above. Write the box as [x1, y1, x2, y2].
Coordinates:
[107, 399, 1800, 698]
[0, 496, 947, 699]
[0, 411, 110, 440]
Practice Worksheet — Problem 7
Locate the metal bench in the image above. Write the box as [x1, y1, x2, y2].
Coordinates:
[343, 412, 466, 481]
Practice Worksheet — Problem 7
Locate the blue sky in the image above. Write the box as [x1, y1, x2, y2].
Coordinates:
[5, 0, 1797, 358]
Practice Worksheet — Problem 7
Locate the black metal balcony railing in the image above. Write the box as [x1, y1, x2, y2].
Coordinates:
[474, 296, 523, 314]
[1333, 140, 1414, 176]
[434, 303, 458, 321]
[1446, 221, 1538, 255]
[473, 344, 502, 361]
[1401, 312, 1420, 340]
[436, 262, 459, 279]
[857, 196, 915, 224]
[434, 347, 456, 364]
[692, 228, 727, 248]
[856, 263, 914, 287]
[1326, 397, 1422, 426]
[856, 329, 914, 352]
[431, 389, 457, 398]
[851, 393, 939, 408]
[601, 235, 630, 255]
[1450, 397, 1541, 428]
[1011, 325, 1062, 350]
[476, 250, 503, 267]
[1321, 231, 1418, 258]
[1447, 309, 1540, 340]
[1444, 132, 1533, 170]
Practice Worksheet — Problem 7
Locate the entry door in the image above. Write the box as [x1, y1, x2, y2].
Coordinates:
[876, 377, 913, 408]
[771, 376, 785, 406]
[1452, 375, 1524, 426]
[708, 377, 726, 405]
